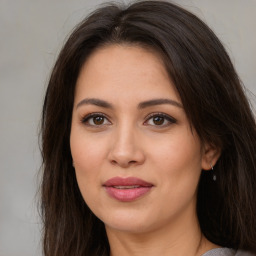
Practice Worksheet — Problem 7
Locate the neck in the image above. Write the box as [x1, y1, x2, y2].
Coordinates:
[106, 207, 218, 256]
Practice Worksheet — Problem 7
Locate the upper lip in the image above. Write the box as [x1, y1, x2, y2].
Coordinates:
[103, 177, 153, 187]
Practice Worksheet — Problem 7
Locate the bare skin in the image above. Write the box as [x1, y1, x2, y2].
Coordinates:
[106, 194, 218, 256]
[70, 44, 221, 256]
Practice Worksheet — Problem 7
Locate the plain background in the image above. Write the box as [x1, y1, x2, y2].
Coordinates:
[0, 0, 255, 255]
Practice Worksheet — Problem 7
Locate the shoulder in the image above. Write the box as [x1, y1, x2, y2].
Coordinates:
[235, 250, 256, 256]
[202, 248, 256, 256]
[202, 248, 235, 256]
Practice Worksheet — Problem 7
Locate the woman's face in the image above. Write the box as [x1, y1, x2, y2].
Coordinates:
[70, 44, 214, 234]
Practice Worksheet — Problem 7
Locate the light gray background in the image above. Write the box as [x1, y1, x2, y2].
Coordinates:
[0, 1, 255, 256]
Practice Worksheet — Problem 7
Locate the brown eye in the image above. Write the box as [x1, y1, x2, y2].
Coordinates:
[144, 113, 177, 127]
[152, 116, 164, 125]
[93, 116, 104, 125]
[81, 113, 111, 126]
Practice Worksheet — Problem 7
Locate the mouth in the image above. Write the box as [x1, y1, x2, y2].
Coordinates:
[112, 185, 141, 189]
[103, 177, 153, 202]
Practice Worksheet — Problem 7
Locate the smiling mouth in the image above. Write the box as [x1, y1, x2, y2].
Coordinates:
[112, 185, 141, 189]
[103, 177, 153, 202]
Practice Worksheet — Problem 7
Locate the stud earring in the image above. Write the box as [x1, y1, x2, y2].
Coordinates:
[211, 163, 216, 181]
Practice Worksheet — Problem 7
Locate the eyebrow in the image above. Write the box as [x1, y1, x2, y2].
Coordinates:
[76, 98, 113, 109]
[76, 98, 182, 109]
[138, 98, 183, 109]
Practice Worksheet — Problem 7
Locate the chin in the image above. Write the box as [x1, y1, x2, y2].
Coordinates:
[105, 220, 153, 234]
[99, 208, 160, 234]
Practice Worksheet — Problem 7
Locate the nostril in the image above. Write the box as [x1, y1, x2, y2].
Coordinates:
[111, 160, 118, 165]
[110, 159, 137, 167]
[107, 144, 146, 167]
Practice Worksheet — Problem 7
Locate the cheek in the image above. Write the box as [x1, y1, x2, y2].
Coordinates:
[70, 132, 107, 209]
[70, 131, 105, 197]
[70, 130, 107, 169]
[152, 128, 202, 169]
[147, 134, 202, 223]
[151, 129, 202, 194]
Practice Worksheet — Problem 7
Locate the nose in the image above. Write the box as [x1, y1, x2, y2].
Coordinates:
[107, 125, 146, 168]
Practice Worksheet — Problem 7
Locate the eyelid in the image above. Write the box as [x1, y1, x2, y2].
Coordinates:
[80, 112, 176, 127]
[80, 112, 111, 125]
[144, 112, 177, 126]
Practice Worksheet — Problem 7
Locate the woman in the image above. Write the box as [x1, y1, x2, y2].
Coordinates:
[40, 1, 256, 255]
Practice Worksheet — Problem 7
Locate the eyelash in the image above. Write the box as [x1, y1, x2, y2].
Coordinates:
[80, 112, 177, 127]
[80, 112, 111, 126]
[144, 113, 177, 127]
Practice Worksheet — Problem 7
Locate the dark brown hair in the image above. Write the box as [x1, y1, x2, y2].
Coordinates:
[40, 1, 256, 255]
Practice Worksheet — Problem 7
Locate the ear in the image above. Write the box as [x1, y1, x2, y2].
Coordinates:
[201, 143, 221, 170]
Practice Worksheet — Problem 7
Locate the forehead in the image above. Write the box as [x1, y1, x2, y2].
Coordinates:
[74, 44, 180, 103]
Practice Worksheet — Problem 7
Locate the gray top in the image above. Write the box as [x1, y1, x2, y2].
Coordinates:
[202, 248, 256, 256]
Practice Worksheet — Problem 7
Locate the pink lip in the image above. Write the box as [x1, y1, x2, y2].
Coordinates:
[103, 177, 153, 202]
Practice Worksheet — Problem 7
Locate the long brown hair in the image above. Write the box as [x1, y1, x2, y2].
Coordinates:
[40, 1, 256, 255]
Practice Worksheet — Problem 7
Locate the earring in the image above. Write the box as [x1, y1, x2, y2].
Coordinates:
[211, 163, 216, 181]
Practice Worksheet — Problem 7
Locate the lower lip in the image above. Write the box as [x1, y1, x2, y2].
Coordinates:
[104, 186, 152, 202]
